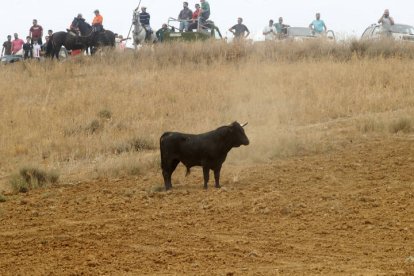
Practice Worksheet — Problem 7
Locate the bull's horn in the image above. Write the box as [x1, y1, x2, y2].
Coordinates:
[241, 122, 248, 128]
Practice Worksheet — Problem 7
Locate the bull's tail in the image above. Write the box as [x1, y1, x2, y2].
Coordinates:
[160, 132, 171, 171]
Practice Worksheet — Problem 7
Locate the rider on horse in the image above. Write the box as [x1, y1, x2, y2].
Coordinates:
[92, 9, 104, 32]
[69, 14, 84, 35]
[139, 7, 152, 39]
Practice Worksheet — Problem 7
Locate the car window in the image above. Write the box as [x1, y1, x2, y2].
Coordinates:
[390, 24, 414, 35]
[288, 27, 313, 37]
[372, 26, 381, 36]
[362, 27, 373, 39]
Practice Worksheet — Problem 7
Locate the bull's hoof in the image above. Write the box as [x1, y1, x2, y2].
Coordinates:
[203, 185, 208, 190]
[165, 185, 172, 191]
[215, 185, 221, 189]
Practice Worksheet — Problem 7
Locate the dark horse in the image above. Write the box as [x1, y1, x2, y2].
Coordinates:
[47, 31, 89, 59]
[71, 17, 116, 54]
[47, 18, 115, 59]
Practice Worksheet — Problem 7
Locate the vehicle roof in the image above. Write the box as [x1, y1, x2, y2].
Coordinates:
[287, 27, 315, 37]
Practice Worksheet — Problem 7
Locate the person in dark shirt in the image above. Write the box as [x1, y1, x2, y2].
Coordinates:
[139, 7, 152, 39]
[23, 36, 33, 59]
[156, 24, 171, 42]
[229, 18, 250, 39]
[178, 2, 193, 32]
[140, 7, 151, 27]
[1, 35, 12, 56]
[200, 0, 210, 23]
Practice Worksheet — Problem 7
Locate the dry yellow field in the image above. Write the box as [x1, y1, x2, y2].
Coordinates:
[0, 40, 413, 274]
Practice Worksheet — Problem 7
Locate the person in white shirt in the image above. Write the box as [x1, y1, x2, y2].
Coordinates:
[378, 9, 394, 33]
[32, 39, 41, 60]
[263, 19, 277, 41]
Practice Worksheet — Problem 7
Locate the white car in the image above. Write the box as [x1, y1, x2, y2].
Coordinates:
[284, 27, 336, 41]
[361, 24, 414, 42]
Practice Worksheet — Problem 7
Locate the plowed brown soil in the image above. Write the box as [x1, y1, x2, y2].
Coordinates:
[1, 137, 413, 275]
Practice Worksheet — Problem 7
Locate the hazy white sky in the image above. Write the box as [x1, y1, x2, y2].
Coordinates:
[1, 0, 413, 42]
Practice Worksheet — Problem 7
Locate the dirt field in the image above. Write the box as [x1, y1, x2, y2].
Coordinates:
[0, 136, 413, 275]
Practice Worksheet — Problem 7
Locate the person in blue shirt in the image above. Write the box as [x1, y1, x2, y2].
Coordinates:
[309, 13, 327, 34]
[139, 7, 152, 39]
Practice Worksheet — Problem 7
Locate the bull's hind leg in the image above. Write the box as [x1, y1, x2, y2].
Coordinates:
[213, 166, 222, 188]
[203, 167, 210, 189]
[162, 159, 179, 190]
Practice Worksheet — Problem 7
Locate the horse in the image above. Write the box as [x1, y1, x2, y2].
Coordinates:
[72, 17, 116, 53]
[132, 10, 157, 49]
[47, 31, 89, 59]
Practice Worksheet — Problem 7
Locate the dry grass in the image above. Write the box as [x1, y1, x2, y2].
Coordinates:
[9, 167, 59, 193]
[1, 40, 414, 186]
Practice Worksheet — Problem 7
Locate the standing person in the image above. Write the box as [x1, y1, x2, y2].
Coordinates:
[378, 9, 395, 32]
[274, 17, 289, 36]
[229, 17, 250, 39]
[11, 33, 24, 55]
[263, 20, 277, 41]
[140, 7, 152, 38]
[118, 35, 127, 51]
[199, 0, 210, 24]
[29, 19, 43, 45]
[178, 2, 193, 32]
[1, 35, 12, 57]
[32, 39, 41, 60]
[41, 36, 49, 52]
[309, 13, 327, 35]
[92, 9, 104, 32]
[23, 36, 33, 59]
[156, 24, 171, 42]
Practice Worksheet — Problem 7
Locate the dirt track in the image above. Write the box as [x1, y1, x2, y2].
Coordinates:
[0, 137, 413, 275]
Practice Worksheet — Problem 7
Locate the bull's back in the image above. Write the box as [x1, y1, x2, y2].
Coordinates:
[160, 132, 204, 161]
[160, 132, 190, 152]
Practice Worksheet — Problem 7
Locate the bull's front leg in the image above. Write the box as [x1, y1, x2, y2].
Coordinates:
[213, 166, 222, 188]
[162, 170, 172, 190]
[202, 167, 210, 189]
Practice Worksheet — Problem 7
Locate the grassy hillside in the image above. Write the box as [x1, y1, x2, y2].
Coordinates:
[1, 40, 413, 188]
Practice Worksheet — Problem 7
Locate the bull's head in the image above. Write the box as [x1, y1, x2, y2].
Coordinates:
[229, 121, 250, 147]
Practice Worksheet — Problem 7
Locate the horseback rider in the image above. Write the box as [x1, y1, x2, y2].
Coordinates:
[139, 7, 152, 39]
[70, 14, 84, 35]
[92, 9, 104, 32]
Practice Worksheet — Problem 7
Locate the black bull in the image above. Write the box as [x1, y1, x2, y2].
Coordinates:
[160, 122, 250, 190]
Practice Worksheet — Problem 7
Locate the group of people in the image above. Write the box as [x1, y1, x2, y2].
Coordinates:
[260, 9, 395, 41]
[176, 0, 210, 32]
[149, 1, 210, 42]
[1, 9, 110, 59]
[1, 6, 398, 57]
[1, 19, 54, 59]
[262, 13, 325, 41]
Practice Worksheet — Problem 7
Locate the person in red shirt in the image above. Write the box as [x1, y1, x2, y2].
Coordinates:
[11, 33, 24, 55]
[29, 19, 43, 45]
[188, 3, 201, 31]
